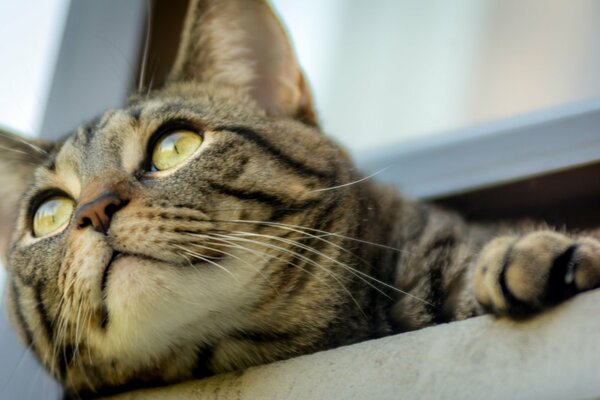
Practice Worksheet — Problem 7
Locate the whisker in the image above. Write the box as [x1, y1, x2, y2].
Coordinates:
[228, 230, 432, 307]
[0, 322, 44, 397]
[197, 234, 337, 294]
[183, 240, 278, 292]
[211, 218, 408, 253]
[137, 0, 153, 92]
[309, 166, 390, 193]
[53, 273, 81, 375]
[51, 294, 73, 382]
[206, 233, 367, 317]
[229, 222, 375, 274]
[26, 367, 43, 400]
[0, 131, 48, 155]
[72, 298, 84, 370]
[62, 291, 96, 394]
[229, 230, 393, 300]
[154, 252, 233, 308]
[0, 144, 39, 157]
[172, 244, 239, 282]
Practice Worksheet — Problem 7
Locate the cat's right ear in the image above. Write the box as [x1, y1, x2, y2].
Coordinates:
[0, 129, 50, 259]
[166, 0, 317, 125]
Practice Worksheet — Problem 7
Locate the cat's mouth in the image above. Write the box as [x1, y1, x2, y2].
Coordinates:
[97, 249, 220, 329]
[101, 250, 177, 292]
[99, 250, 184, 328]
[100, 250, 121, 296]
[100, 249, 216, 295]
[100, 250, 170, 297]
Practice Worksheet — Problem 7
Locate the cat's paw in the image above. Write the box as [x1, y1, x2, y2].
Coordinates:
[474, 231, 600, 315]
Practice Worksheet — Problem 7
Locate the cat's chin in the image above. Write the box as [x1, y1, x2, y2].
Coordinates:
[94, 252, 259, 364]
[105, 254, 170, 306]
[103, 254, 211, 323]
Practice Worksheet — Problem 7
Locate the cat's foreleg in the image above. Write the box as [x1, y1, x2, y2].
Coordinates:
[389, 209, 600, 331]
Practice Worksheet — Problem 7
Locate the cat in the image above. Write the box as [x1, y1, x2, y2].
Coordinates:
[1, 0, 600, 398]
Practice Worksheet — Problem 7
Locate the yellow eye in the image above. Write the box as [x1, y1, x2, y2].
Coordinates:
[33, 196, 75, 237]
[151, 130, 203, 171]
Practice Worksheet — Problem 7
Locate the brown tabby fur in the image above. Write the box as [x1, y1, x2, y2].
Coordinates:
[1, 0, 600, 398]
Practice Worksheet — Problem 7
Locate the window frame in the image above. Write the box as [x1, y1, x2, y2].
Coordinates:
[357, 96, 600, 200]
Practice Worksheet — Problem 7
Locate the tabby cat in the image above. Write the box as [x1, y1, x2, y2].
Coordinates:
[1, 0, 600, 398]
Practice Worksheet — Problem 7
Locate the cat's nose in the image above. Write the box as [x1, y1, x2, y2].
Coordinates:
[75, 191, 128, 234]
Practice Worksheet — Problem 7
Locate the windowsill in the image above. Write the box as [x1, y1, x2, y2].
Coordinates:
[357, 96, 600, 200]
[108, 290, 600, 400]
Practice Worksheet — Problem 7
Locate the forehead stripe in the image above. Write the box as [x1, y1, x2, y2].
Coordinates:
[216, 126, 333, 180]
[206, 181, 321, 222]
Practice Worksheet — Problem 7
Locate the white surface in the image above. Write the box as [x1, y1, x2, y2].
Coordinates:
[271, 0, 486, 152]
[111, 290, 600, 400]
[0, 0, 70, 136]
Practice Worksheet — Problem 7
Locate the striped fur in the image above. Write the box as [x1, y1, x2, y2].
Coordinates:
[1, 1, 600, 398]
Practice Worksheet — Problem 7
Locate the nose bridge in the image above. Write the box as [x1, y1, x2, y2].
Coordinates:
[75, 178, 131, 234]
[79, 176, 128, 205]
[78, 118, 126, 187]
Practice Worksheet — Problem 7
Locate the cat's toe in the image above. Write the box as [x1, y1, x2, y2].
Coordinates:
[568, 238, 600, 291]
[474, 232, 600, 315]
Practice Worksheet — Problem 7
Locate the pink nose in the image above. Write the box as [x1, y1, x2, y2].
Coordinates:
[75, 192, 127, 234]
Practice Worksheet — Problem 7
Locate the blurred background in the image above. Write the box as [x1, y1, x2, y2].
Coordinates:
[1, 0, 600, 398]
[278, 0, 600, 153]
[3, 1, 600, 151]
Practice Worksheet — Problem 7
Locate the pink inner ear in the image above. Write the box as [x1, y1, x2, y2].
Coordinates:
[167, 0, 316, 125]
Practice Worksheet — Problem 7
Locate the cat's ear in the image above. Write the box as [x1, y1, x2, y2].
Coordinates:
[0, 129, 50, 258]
[167, 0, 316, 125]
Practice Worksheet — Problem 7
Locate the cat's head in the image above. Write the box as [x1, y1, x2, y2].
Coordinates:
[0, 0, 363, 395]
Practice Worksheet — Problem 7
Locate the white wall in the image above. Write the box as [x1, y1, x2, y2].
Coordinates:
[272, 0, 600, 156]
[0, 0, 70, 135]
[469, 1, 600, 124]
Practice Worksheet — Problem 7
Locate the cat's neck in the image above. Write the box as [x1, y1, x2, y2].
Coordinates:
[313, 182, 419, 343]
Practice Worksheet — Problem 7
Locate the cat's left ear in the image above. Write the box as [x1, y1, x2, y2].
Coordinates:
[0, 129, 50, 258]
[167, 0, 317, 125]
